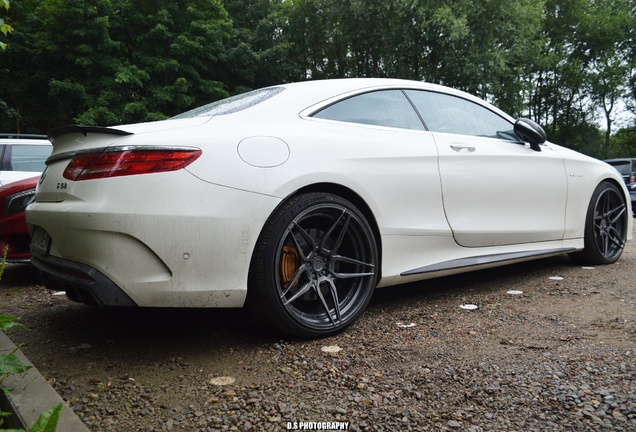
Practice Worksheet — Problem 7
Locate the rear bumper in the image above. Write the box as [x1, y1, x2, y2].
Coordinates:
[26, 172, 284, 308]
[30, 253, 137, 307]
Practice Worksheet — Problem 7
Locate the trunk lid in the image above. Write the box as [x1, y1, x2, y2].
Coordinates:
[37, 118, 210, 202]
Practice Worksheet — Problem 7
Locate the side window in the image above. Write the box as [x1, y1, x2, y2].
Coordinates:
[8, 145, 51, 172]
[312, 90, 424, 131]
[405, 90, 517, 140]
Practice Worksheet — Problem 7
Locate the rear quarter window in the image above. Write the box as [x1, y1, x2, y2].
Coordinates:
[312, 90, 424, 130]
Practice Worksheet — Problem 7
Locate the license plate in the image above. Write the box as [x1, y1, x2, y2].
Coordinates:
[31, 226, 51, 256]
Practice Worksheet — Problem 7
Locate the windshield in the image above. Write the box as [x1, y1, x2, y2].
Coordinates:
[172, 87, 284, 119]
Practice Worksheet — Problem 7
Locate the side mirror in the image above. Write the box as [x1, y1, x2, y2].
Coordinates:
[514, 118, 547, 152]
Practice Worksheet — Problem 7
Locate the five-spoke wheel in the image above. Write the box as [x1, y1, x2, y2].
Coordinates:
[570, 181, 628, 264]
[248, 193, 378, 338]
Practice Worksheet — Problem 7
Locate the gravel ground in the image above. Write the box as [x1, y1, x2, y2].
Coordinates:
[1, 226, 635, 431]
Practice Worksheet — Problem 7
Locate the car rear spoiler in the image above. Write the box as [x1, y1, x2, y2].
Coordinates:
[47, 125, 133, 143]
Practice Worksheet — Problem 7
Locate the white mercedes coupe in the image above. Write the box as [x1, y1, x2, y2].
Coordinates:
[26, 78, 633, 337]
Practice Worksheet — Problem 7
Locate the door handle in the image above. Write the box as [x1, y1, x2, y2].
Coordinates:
[451, 145, 476, 153]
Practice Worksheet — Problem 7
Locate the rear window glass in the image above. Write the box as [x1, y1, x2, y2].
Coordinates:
[607, 161, 634, 175]
[172, 87, 284, 119]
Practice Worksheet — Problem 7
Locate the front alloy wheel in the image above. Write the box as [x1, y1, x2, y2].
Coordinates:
[248, 193, 378, 338]
[570, 181, 628, 264]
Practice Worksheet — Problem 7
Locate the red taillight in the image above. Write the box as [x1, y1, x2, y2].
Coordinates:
[63, 148, 202, 181]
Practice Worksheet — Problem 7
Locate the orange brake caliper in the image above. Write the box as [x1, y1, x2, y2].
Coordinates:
[281, 246, 299, 288]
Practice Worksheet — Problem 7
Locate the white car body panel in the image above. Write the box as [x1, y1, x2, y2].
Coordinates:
[0, 171, 41, 186]
[26, 78, 633, 310]
[30, 170, 281, 307]
[555, 144, 629, 239]
[434, 133, 568, 247]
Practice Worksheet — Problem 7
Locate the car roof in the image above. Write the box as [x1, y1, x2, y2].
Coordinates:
[277, 78, 486, 106]
[0, 134, 50, 145]
[261, 78, 515, 123]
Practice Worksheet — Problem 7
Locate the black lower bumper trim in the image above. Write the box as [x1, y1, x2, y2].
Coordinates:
[31, 254, 138, 307]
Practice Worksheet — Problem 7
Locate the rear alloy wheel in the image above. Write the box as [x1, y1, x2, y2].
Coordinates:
[248, 193, 378, 338]
[570, 181, 628, 264]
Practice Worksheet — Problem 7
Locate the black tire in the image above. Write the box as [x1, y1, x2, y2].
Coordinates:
[569, 181, 628, 265]
[247, 193, 379, 338]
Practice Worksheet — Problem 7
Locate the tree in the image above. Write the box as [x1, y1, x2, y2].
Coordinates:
[0, 0, 235, 132]
[435, 0, 544, 115]
[611, 126, 636, 157]
[78, 0, 233, 124]
[580, 0, 632, 149]
[1, 0, 634, 157]
[621, 0, 636, 120]
[0, 0, 11, 50]
[223, 0, 299, 88]
[0, 0, 53, 132]
[528, 0, 621, 154]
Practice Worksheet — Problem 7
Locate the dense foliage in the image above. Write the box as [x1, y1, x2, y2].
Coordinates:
[1, 0, 634, 158]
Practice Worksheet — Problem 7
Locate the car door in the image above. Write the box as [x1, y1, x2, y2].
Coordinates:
[405, 89, 568, 247]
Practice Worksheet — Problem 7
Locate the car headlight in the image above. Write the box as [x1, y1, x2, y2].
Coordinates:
[3, 188, 36, 217]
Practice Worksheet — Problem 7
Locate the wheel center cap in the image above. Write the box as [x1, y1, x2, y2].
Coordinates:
[312, 258, 325, 272]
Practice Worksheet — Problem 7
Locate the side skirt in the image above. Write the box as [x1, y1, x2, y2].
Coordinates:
[401, 247, 577, 276]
